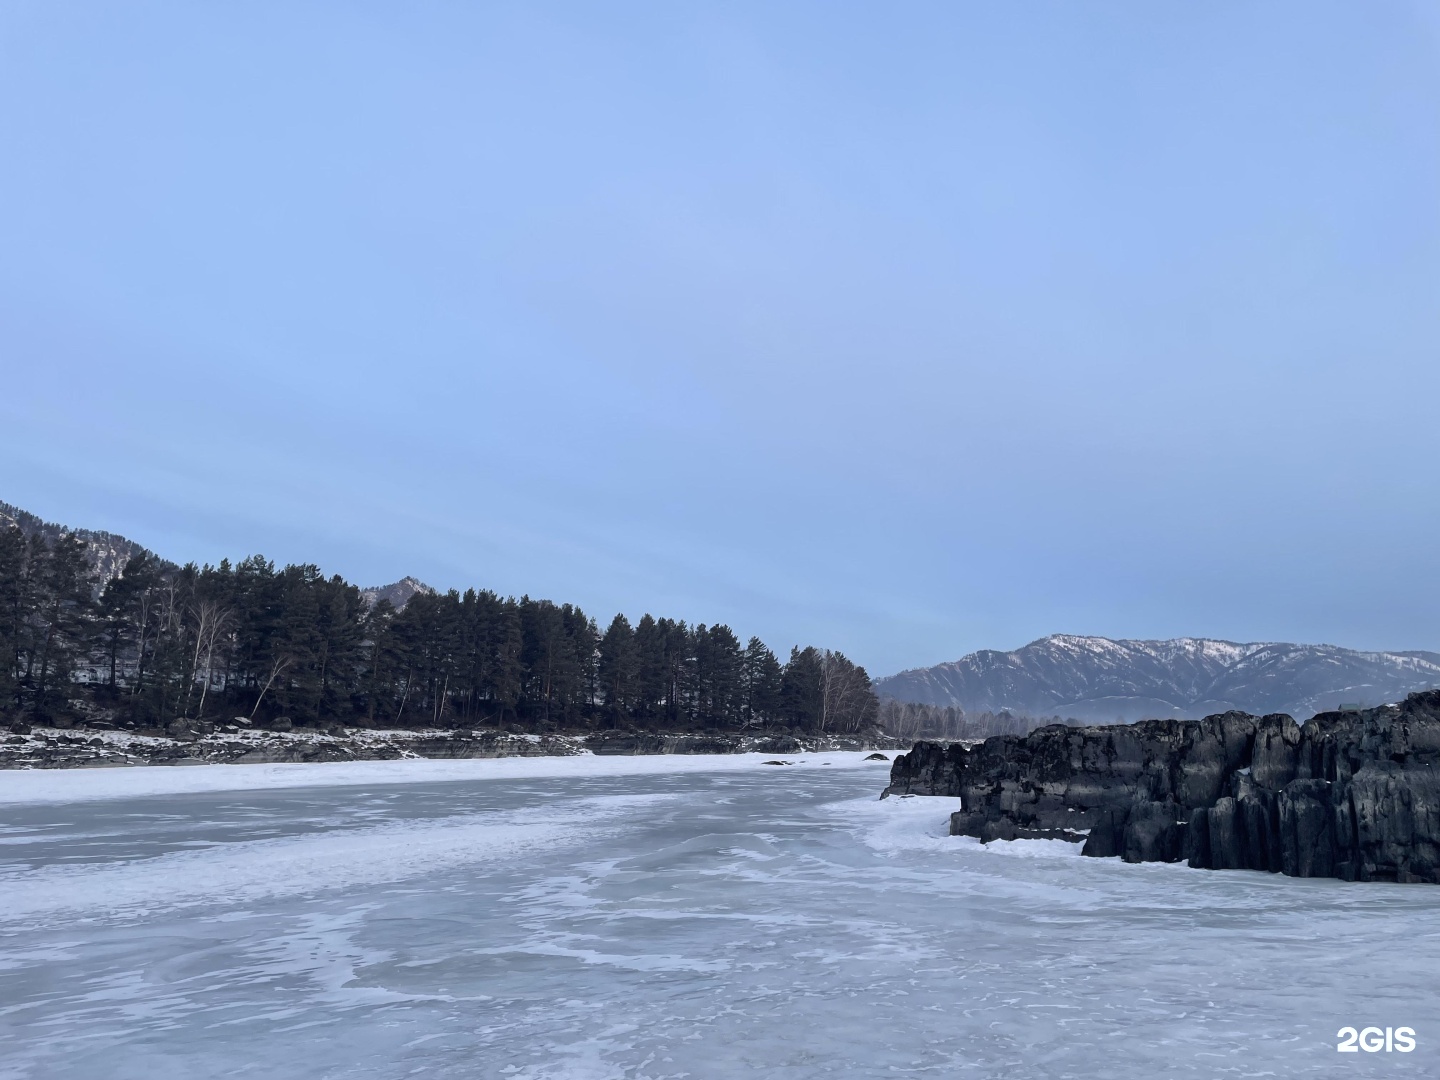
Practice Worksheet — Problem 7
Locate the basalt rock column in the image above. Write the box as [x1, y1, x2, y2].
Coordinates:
[884, 691, 1440, 883]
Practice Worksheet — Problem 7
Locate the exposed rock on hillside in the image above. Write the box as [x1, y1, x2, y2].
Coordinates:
[884, 691, 1440, 883]
[359, 576, 436, 610]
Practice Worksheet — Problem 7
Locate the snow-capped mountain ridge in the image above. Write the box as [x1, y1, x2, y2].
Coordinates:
[875, 634, 1440, 724]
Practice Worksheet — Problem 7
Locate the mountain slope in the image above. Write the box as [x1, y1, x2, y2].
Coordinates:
[875, 634, 1440, 723]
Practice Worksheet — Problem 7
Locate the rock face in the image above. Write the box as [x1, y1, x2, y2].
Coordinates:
[884, 691, 1440, 883]
[359, 576, 436, 610]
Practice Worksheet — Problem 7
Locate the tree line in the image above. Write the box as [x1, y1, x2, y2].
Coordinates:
[875, 698, 1077, 742]
[0, 526, 879, 735]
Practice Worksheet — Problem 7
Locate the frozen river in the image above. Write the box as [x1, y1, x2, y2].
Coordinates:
[1, 753, 1435, 1079]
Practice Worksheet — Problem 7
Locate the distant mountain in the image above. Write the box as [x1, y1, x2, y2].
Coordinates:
[0, 500, 170, 589]
[359, 576, 435, 610]
[874, 634, 1440, 724]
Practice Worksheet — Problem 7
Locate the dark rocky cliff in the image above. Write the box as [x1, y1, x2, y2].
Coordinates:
[884, 690, 1440, 883]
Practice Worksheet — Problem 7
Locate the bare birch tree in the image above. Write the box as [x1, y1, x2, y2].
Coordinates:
[818, 650, 877, 734]
[188, 600, 235, 719]
[250, 653, 293, 719]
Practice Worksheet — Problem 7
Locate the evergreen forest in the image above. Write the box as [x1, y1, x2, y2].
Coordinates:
[0, 524, 880, 736]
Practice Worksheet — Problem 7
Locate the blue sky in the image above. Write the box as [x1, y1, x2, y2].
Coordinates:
[2, 2, 1437, 675]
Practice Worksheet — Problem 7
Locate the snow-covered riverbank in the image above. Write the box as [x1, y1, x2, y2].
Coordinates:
[0, 722, 899, 775]
[0, 748, 888, 805]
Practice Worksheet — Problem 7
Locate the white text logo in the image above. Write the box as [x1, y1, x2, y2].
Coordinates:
[1337, 1027, 1415, 1053]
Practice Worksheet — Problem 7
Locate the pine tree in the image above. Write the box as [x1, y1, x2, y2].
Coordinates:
[598, 613, 636, 727]
[28, 533, 95, 722]
[780, 646, 823, 731]
[741, 637, 782, 728]
[492, 604, 523, 725]
[0, 526, 27, 717]
[632, 613, 666, 727]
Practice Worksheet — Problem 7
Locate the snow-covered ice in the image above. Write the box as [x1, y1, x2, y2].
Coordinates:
[0, 751, 870, 806]
[0, 753, 1434, 1078]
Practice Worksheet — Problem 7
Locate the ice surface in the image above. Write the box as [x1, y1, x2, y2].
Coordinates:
[1, 755, 1435, 1079]
[0, 751, 869, 806]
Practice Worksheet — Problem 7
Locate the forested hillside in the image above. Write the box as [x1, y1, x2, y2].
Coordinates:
[0, 522, 878, 736]
[0, 500, 167, 589]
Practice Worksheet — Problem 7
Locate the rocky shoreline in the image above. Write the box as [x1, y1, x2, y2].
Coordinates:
[0, 723, 900, 771]
[884, 690, 1440, 884]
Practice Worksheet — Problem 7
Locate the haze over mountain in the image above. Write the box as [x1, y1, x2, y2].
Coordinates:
[874, 635, 1440, 724]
